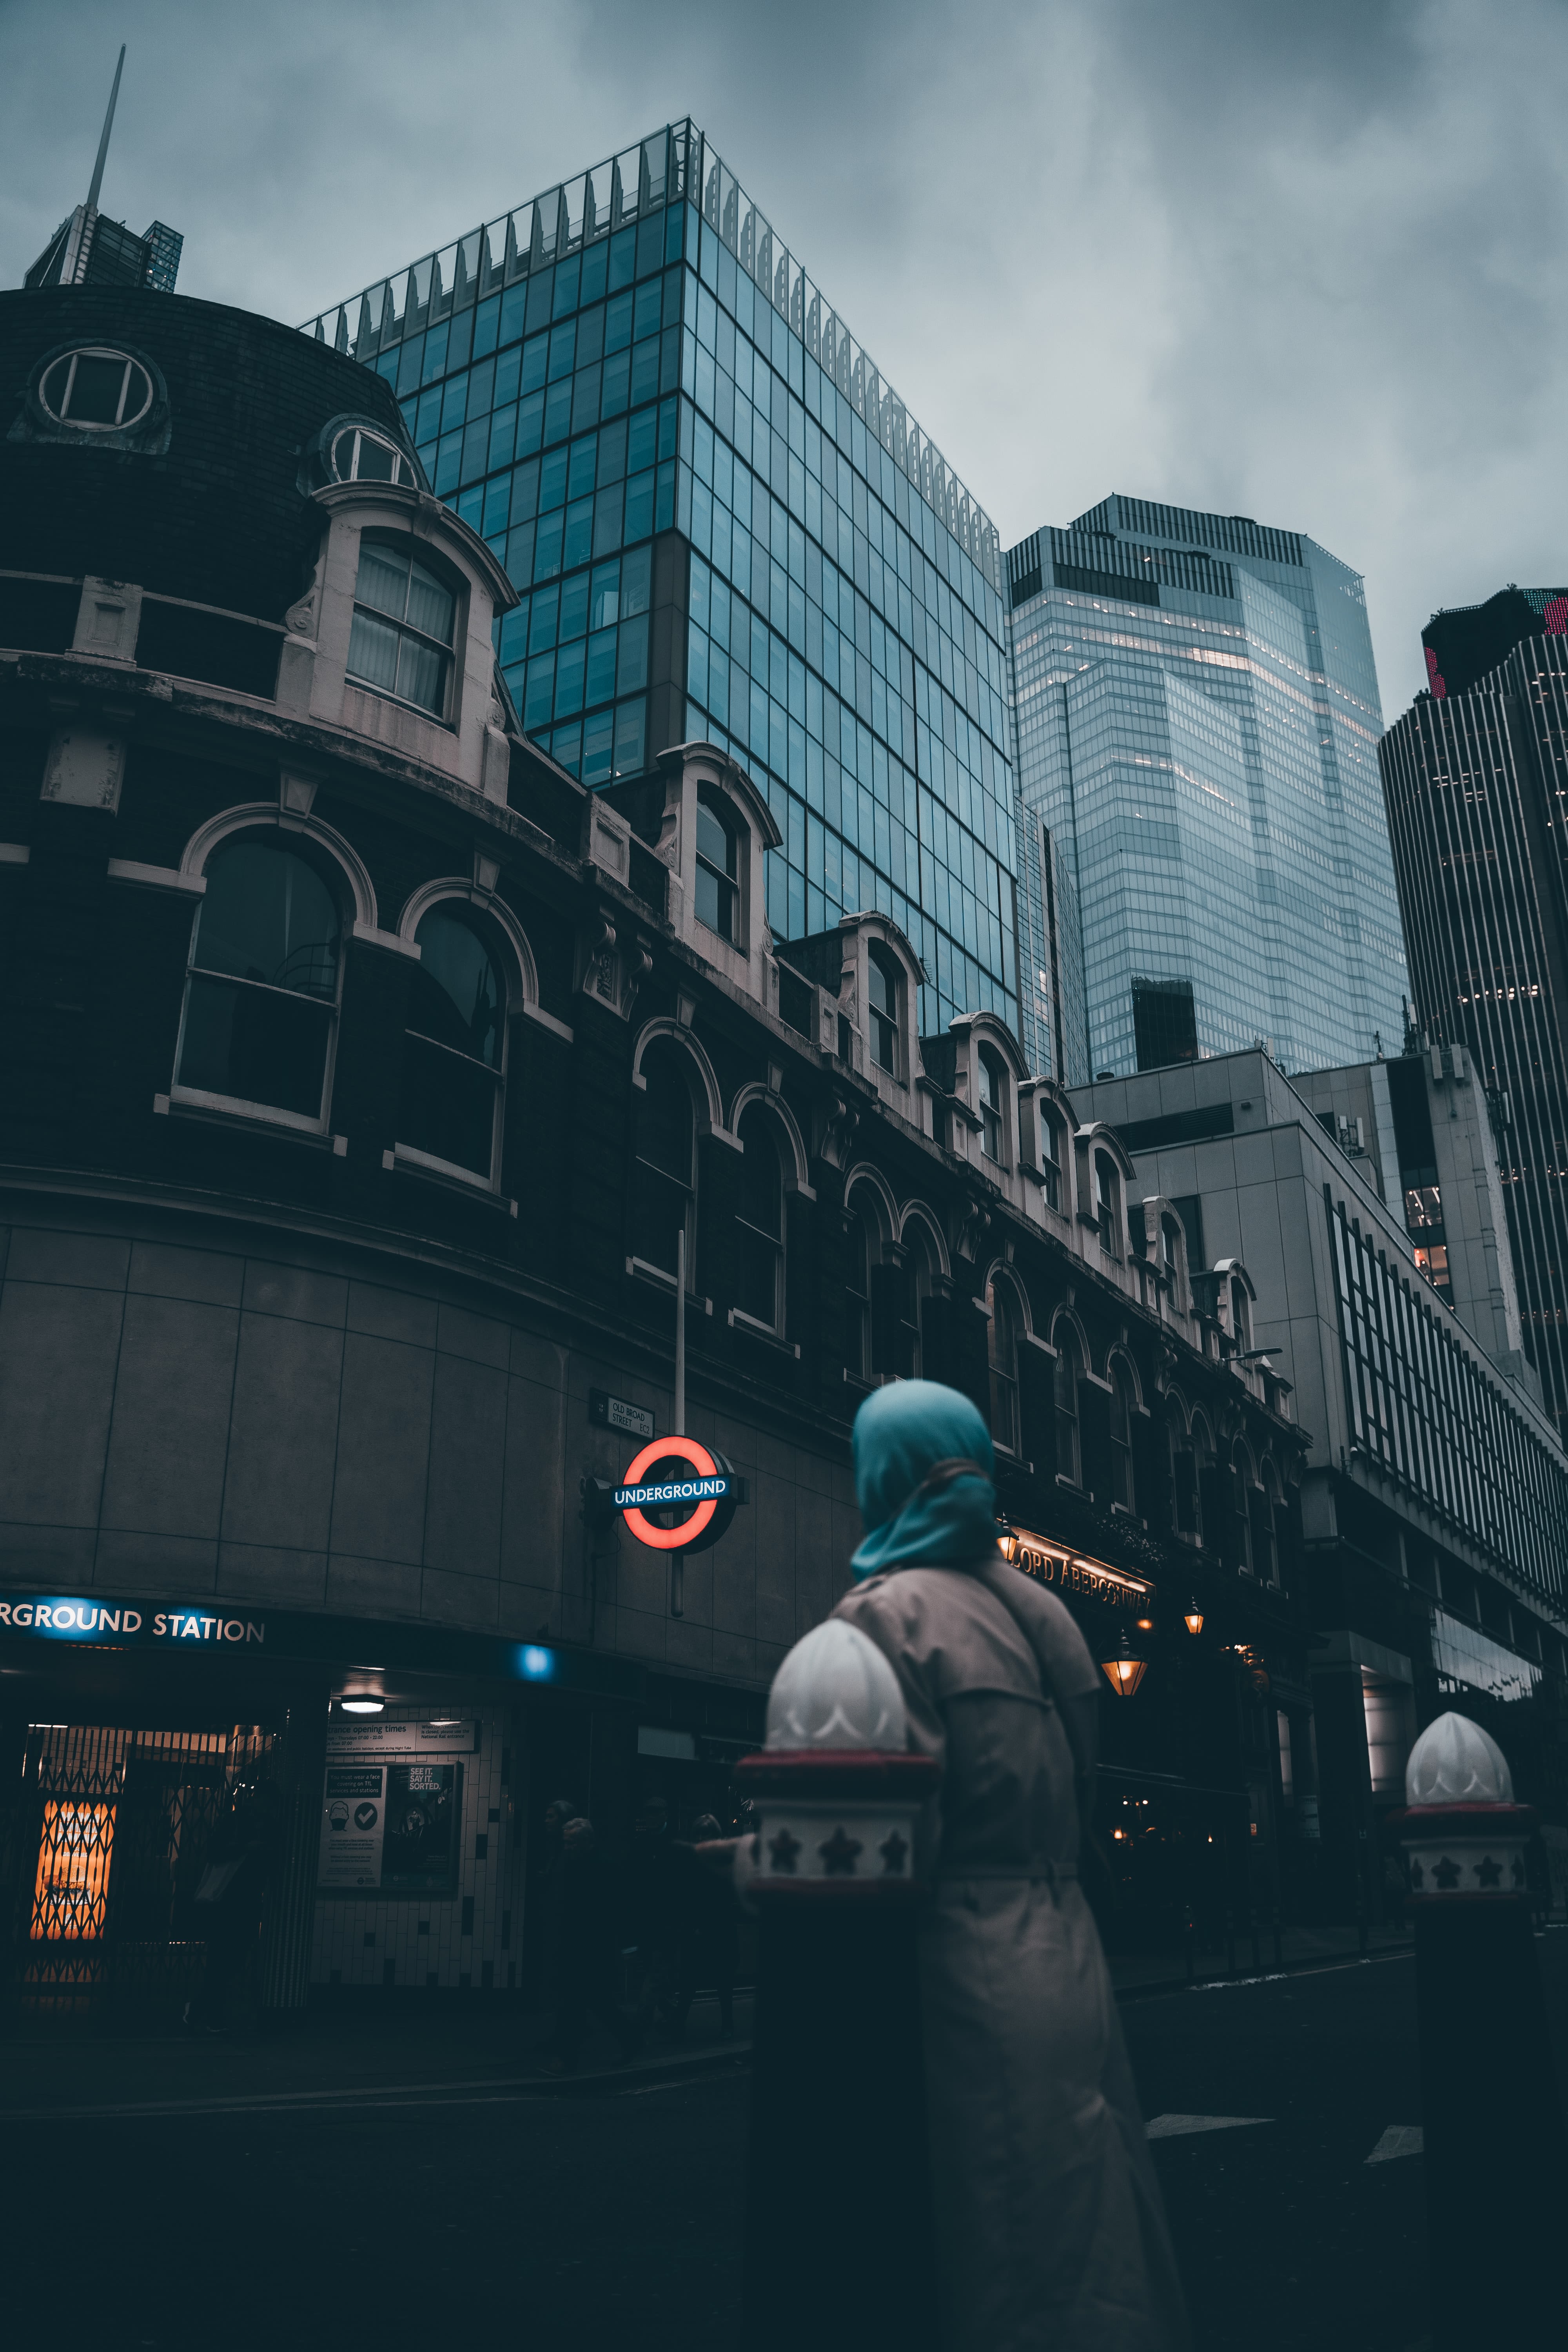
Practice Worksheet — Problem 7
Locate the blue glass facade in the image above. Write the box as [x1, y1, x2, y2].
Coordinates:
[1006, 499, 1408, 1083]
[305, 123, 1020, 1041]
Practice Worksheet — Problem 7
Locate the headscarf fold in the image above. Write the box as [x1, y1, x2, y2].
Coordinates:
[850, 1379, 998, 1579]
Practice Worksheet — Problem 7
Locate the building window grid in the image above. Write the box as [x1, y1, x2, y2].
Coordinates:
[1328, 1193, 1566, 1603]
[340, 188, 1016, 1038]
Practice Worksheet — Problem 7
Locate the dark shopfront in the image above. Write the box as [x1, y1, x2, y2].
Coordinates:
[0, 1590, 762, 2028]
[999, 1524, 1299, 1971]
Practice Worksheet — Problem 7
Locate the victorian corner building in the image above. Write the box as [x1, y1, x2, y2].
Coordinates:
[0, 127, 1564, 2022]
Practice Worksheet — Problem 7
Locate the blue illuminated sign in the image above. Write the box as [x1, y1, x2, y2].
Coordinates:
[0, 1596, 265, 1645]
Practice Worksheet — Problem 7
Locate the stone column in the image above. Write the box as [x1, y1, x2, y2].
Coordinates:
[737, 1619, 941, 2352]
[1394, 1711, 1567, 2347]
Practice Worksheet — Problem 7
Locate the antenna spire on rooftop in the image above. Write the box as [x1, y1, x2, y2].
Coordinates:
[86, 44, 126, 212]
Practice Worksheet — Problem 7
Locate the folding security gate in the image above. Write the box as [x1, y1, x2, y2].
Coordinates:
[8, 1724, 278, 2020]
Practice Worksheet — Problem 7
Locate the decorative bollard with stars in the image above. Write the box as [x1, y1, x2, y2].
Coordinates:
[1392, 1711, 1566, 2349]
[735, 1619, 941, 2352]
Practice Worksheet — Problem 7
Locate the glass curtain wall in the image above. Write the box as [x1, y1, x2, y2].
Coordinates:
[1006, 503, 1408, 1082]
[304, 122, 1021, 1041]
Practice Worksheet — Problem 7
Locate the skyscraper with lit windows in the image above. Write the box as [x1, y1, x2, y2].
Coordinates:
[1005, 498, 1407, 1084]
[304, 122, 1020, 1042]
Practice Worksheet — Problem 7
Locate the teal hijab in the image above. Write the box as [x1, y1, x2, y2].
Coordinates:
[850, 1379, 999, 1580]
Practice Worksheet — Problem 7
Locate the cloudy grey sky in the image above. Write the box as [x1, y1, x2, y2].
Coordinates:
[4, 0, 1563, 707]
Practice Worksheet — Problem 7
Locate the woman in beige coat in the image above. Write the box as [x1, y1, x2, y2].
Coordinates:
[833, 1379, 1189, 2352]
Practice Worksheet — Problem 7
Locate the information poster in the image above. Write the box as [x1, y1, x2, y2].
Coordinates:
[381, 1764, 461, 1894]
[318, 1762, 462, 1895]
[319, 1766, 387, 1891]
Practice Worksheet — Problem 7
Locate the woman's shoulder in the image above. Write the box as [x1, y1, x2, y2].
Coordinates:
[834, 1561, 1067, 1693]
[974, 1564, 1102, 1699]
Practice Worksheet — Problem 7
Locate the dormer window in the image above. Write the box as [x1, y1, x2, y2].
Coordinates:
[347, 538, 457, 720]
[867, 943, 900, 1074]
[40, 347, 153, 430]
[1038, 1107, 1062, 1209]
[1094, 1150, 1122, 1254]
[978, 1046, 1006, 1164]
[695, 789, 740, 942]
[1230, 1276, 1252, 1353]
[331, 424, 416, 486]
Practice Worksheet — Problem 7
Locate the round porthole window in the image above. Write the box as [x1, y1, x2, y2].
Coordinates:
[330, 424, 413, 486]
[38, 347, 154, 431]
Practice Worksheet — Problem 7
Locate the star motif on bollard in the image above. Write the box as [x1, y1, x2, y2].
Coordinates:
[1431, 1855, 1462, 1890]
[1474, 1855, 1503, 1889]
[819, 1826, 863, 1875]
[768, 1828, 801, 1875]
[879, 1831, 909, 1876]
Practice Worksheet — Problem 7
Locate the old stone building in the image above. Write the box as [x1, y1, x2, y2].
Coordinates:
[0, 281, 1303, 2016]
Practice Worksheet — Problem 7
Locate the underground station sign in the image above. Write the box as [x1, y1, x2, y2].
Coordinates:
[613, 1434, 743, 1553]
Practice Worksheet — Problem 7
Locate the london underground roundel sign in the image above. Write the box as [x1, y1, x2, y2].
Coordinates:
[613, 1434, 740, 1554]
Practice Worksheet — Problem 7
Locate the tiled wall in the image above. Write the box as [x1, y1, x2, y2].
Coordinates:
[310, 1699, 521, 1990]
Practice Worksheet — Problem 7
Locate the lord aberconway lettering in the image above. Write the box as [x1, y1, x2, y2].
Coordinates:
[0, 1596, 265, 1644]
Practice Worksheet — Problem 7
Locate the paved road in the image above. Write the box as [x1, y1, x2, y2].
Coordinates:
[4, 1935, 1563, 2350]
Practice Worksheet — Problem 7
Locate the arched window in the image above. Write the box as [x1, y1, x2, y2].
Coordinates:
[1232, 1441, 1255, 1572]
[845, 1195, 875, 1379]
[174, 835, 343, 1125]
[907, 1226, 939, 1380]
[1190, 1416, 1214, 1542]
[735, 1105, 784, 1330]
[1053, 1325, 1082, 1485]
[1038, 1106, 1063, 1210]
[987, 1276, 1020, 1454]
[1257, 1464, 1282, 1586]
[1094, 1150, 1122, 1254]
[632, 1042, 695, 1279]
[1109, 1361, 1137, 1512]
[399, 906, 507, 1181]
[866, 943, 900, 1074]
[695, 790, 740, 942]
[347, 537, 457, 719]
[1167, 1399, 1198, 1534]
[978, 1046, 1006, 1163]
[330, 423, 416, 486]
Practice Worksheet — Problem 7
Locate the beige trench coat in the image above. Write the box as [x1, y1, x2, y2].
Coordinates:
[835, 1556, 1190, 2352]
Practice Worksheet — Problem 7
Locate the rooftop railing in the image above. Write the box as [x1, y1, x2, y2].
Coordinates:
[300, 120, 1002, 599]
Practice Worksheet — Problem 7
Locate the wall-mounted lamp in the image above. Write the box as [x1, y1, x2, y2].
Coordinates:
[1183, 1604, 1205, 1637]
[338, 1696, 385, 1715]
[1100, 1630, 1149, 1700]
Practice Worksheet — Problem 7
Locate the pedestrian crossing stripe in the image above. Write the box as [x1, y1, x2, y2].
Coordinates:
[1365, 2125, 1423, 2163]
[1145, 2114, 1272, 2138]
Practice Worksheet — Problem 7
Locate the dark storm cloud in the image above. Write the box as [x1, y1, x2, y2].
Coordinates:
[2, 0, 1565, 705]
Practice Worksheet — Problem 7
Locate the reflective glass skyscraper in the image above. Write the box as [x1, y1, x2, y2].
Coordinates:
[303, 123, 1020, 1040]
[1005, 497, 1407, 1084]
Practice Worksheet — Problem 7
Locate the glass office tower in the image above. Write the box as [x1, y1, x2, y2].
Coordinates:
[1005, 497, 1407, 1083]
[303, 123, 1020, 1040]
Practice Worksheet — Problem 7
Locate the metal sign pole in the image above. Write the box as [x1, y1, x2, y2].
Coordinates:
[672, 1228, 686, 1618]
[675, 1227, 686, 1437]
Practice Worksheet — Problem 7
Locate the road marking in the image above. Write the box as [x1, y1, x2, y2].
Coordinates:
[1184, 1950, 1416, 1994]
[1145, 2113, 1272, 2138]
[1365, 2125, 1423, 2163]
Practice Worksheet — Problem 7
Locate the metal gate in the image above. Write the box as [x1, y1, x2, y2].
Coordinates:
[9, 1724, 278, 2021]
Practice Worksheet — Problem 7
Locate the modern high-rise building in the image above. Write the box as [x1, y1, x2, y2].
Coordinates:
[1380, 592, 1568, 1443]
[302, 122, 1020, 1042]
[1005, 498, 1407, 1086]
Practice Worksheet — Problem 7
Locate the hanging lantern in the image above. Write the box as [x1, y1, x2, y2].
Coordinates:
[995, 1519, 1019, 1565]
[1100, 1628, 1149, 1699]
[1183, 1603, 1205, 1637]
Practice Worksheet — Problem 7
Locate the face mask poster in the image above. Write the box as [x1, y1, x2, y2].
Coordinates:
[318, 1727, 470, 1895]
